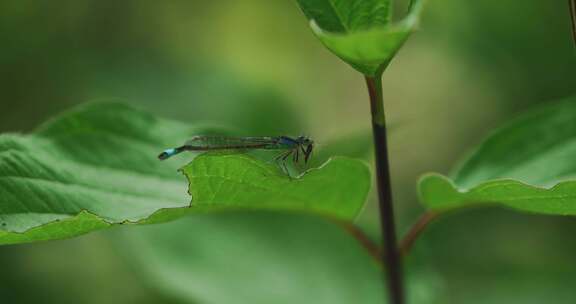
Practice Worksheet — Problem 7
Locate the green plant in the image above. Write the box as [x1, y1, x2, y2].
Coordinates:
[296, 0, 425, 302]
[1, 1, 576, 303]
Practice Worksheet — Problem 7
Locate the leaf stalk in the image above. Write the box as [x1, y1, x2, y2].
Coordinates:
[400, 211, 438, 256]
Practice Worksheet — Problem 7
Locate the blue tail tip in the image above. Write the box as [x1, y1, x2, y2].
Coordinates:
[158, 148, 177, 160]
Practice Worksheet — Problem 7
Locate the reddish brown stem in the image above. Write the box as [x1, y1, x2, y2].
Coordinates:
[400, 211, 438, 256]
[339, 222, 382, 263]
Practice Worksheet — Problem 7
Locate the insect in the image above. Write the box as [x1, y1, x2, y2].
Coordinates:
[158, 135, 314, 175]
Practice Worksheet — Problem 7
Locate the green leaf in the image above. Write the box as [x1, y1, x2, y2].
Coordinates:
[118, 213, 386, 304]
[310, 131, 373, 167]
[419, 95, 576, 215]
[0, 103, 371, 245]
[0, 103, 193, 243]
[182, 154, 370, 219]
[296, 0, 426, 76]
[296, 0, 392, 32]
[413, 207, 576, 304]
[117, 211, 443, 304]
[310, 123, 400, 167]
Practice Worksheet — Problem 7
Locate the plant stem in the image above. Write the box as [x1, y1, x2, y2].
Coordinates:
[400, 211, 438, 256]
[337, 220, 382, 263]
[365, 75, 404, 304]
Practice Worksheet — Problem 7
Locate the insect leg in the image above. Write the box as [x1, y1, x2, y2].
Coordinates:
[274, 150, 292, 176]
[274, 151, 288, 165]
[299, 145, 308, 166]
[280, 150, 293, 177]
[293, 147, 299, 163]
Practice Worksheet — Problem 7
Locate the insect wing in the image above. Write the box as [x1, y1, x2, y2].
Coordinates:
[184, 136, 278, 150]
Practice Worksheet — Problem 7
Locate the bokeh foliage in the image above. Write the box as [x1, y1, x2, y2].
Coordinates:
[1, 0, 575, 303]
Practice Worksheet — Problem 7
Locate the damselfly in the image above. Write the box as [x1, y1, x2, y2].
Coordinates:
[158, 135, 314, 175]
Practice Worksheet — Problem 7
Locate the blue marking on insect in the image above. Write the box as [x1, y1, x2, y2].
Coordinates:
[164, 148, 177, 156]
[158, 148, 179, 160]
[279, 136, 297, 146]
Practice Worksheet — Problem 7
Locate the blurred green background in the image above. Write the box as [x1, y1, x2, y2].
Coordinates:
[1, 0, 575, 303]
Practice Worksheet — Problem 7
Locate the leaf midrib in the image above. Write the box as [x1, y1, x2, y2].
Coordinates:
[326, 0, 350, 32]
